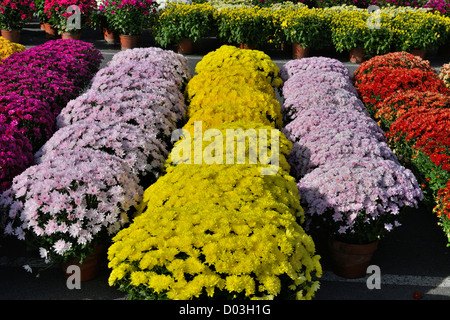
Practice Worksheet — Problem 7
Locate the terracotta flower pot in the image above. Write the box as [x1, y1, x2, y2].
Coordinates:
[120, 34, 139, 50]
[239, 43, 255, 50]
[103, 27, 118, 44]
[62, 245, 105, 282]
[61, 32, 81, 40]
[1, 29, 20, 43]
[410, 49, 426, 59]
[328, 239, 379, 279]
[292, 43, 310, 59]
[44, 23, 58, 39]
[177, 39, 194, 54]
[349, 48, 366, 64]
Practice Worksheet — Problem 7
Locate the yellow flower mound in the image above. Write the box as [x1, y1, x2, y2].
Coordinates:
[108, 201, 322, 300]
[167, 121, 292, 173]
[195, 45, 283, 87]
[183, 103, 279, 133]
[186, 89, 283, 129]
[185, 66, 275, 102]
[136, 163, 304, 220]
[0, 36, 25, 61]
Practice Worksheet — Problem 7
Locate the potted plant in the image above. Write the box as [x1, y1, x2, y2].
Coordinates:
[0, 0, 36, 42]
[390, 9, 448, 57]
[99, 0, 157, 50]
[43, 0, 96, 39]
[330, 8, 393, 63]
[0, 149, 143, 279]
[154, 2, 216, 54]
[298, 157, 423, 278]
[280, 6, 331, 59]
[216, 5, 273, 49]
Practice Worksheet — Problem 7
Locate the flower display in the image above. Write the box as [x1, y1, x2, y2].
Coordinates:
[154, 2, 217, 47]
[0, 122, 33, 192]
[0, 94, 55, 152]
[0, 0, 36, 31]
[35, 120, 169, 186]
[439, 62, 450, 88]
[298, 157, 423, 244]
[0, 36, 25, 60]
[99, 0, 157, 36]
[44, 0, 96, 33]
[107, 45, 322, 300]
[0, 149, 143, 264]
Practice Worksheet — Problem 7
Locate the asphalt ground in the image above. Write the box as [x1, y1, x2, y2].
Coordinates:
[0, 21, 449, 304]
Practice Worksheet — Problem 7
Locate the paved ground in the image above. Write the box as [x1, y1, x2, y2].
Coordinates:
[0, 21, 449, 302]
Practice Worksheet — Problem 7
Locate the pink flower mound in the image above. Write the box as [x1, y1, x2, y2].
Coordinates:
[297, 157, 423, 239]
[280, 56, 423, 243]
[36, 120, 169, 185]
[0, 149, 143, 263]
[280, 57, 351, 82]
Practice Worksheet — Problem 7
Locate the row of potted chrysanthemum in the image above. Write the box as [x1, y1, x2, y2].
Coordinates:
[0, 47, 189, 278]
[353, 51, 450, 245]
[280, 56, 423, 278]
[107, 45, 322, 300]
[0, 39, 102, 193]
